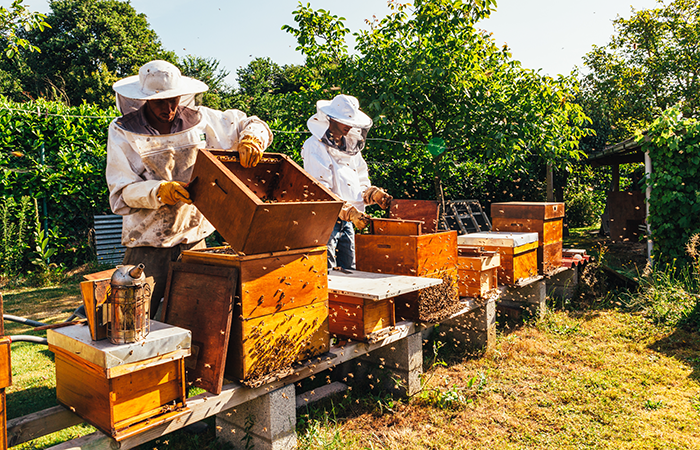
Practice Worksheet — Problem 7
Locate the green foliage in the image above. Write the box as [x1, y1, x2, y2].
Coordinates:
[0, 95, 115, 270]
[180, 55, 240, 111]
[0, 194, 32, 277]
[9, 0, 175, 107]
[641, 107, 700, 266]
[564, 177, 603, 228]
[282, 0, 593, 201]
[0, 0, 50, 58]
[579, 0, 700, 147]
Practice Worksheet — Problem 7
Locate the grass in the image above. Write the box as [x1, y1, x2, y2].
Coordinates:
[296, 310, 700, 449]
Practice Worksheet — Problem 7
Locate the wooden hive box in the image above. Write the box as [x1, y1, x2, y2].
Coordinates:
[47, 321, 191, 441]
[457, 247, 500, 298]
[389, 199, 440, 233]
[457, 232, 538, 285]
[491, 202, 564, 274]
[188, 149, 344, 255]
[180, 246, 329, 384]
[356, 218, 460, 322]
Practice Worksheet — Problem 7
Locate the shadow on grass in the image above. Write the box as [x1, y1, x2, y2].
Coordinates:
[649, 325, 700, 382]
[6, 385, 58, 420]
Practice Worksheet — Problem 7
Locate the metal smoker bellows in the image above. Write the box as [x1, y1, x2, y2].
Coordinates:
[108, 263, 151, 344]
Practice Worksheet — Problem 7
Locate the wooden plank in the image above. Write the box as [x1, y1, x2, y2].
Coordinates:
[370, 218, 422, 236]
[162, 262, 237, 395]
[389, 199, 440, 233]
[327, 269, 442, 300]
[7, 406, 82, 447]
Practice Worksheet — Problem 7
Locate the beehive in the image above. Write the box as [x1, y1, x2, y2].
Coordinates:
[48, 322, 191, 440]
[188, 149, 344, 255]
[180, 246, 329, 383]
[356, 219, 460, 322]
[491, 202, 564, 274]
[457, 232, 538, 285]
[389, 199, 440, 233]
[329, 293, 395, 341]
[457, 247, 500, 298]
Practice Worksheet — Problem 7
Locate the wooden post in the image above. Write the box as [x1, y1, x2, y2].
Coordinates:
[546, 163, 554, 202]
[0, 293, 8, 450]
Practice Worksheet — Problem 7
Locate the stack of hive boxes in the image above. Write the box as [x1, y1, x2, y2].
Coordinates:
[168, 149, 344, 388]
[490, 202, 565, 275]
[457, 232, 539, 285]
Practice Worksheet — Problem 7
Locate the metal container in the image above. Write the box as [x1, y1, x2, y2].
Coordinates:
[108, 263, 150, 344]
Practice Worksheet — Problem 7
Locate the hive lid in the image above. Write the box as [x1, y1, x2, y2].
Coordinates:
[457, 231, 539, 247]
[48, 320, 191, 370]
[490, 202, 565, 220]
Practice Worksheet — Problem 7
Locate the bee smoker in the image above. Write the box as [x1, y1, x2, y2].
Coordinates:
[107, 263, 151, 345]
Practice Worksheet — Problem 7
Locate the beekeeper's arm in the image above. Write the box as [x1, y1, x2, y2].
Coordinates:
[106, 122, 190, 215]
[203, 108, 273, 167]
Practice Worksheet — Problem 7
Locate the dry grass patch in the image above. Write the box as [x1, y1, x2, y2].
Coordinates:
[298, 309, 700, 449]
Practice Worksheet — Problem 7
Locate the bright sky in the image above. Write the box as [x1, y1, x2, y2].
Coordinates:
[15, 0, 662, 84]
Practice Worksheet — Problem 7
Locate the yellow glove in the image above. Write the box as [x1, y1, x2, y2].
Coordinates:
[239, 135, 264, 168]
[339, 204, 371, 230]
[158, 181, 192, 205]
[363, 186, 393, 210]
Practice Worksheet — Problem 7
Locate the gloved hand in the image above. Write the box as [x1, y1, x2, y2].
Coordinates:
[239, 135, 264, 168]
[158, 181, 192, 205]
[339, 204, 371, 230]
[363, 186, 393, 210]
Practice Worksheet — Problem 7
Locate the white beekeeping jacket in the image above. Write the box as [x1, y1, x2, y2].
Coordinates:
[301, 112, 371, 212]
[106, 106, 272, 248]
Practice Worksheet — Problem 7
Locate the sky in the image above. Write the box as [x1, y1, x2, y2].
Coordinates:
[13, 0, 662, 84]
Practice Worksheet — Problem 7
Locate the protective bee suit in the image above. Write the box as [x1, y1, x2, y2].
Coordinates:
[106, 60, 272, 316]
[301, 94, 392, 269]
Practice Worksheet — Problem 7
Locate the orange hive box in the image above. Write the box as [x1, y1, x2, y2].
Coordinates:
[47, 321, 191, 441]
[457, 232, 538, 285]
[356, 218, 460, 322]
[389, 199, 440, 233]
[180, 246, 329, 385]
[490, 202, 565, 274]
[188, 149, 344, 255]
[457, 247, 500, 298]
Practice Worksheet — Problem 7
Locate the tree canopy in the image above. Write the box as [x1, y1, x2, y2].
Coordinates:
[579, 0, 700, 148]
[8, 0, 175, 107]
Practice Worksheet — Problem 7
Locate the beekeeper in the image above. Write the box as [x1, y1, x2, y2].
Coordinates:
[106, 60, 273, 318]
[301, 94, 392, 269]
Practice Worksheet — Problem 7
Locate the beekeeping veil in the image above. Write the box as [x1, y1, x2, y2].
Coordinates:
[112, 60, 208, 115]
[307, 94, 373, 155]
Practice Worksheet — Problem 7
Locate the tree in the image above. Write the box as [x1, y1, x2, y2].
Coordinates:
[579, 0, 700, 148]
[0, 0, 49, 58]
[283, 0, 592, 201]
[15, 0, 175, 107]
[180, 55, 239, 110]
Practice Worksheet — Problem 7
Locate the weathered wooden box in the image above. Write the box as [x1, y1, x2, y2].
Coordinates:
[329, 293, 395, 342]
[457, 247, 500, 298]
[457, 232, 538, 285]
[180, 246, 329, 383]
[188, 149, 344, 255]
[491, 202, 564, 274]
[356, 219, 460, 322]
[389, 199, 440, 233]
[47, 321, 191, 440]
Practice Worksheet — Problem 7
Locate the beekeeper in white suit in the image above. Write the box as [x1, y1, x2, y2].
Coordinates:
[302, 94, 392, 269]
[106, 59, 273, 318]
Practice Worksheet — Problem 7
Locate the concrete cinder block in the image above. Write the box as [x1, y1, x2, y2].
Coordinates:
[216, 383, 297, 450]
[499, 278, 546, 319]
[441, 298, 496, 351]
[360, 331, 423, 396]
[546, 266, 579, 301]
[296, 381, 348, 409]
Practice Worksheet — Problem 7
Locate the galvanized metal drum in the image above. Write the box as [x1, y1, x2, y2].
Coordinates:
[108, 263, 151, 345]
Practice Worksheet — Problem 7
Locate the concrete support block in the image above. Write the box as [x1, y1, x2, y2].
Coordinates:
[360, 331, 423, 397]
[441, 298, 496, 352]
[499, 278, 547, 321]
[216, 383, 297, 450]
[546, 267, 579, 301]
